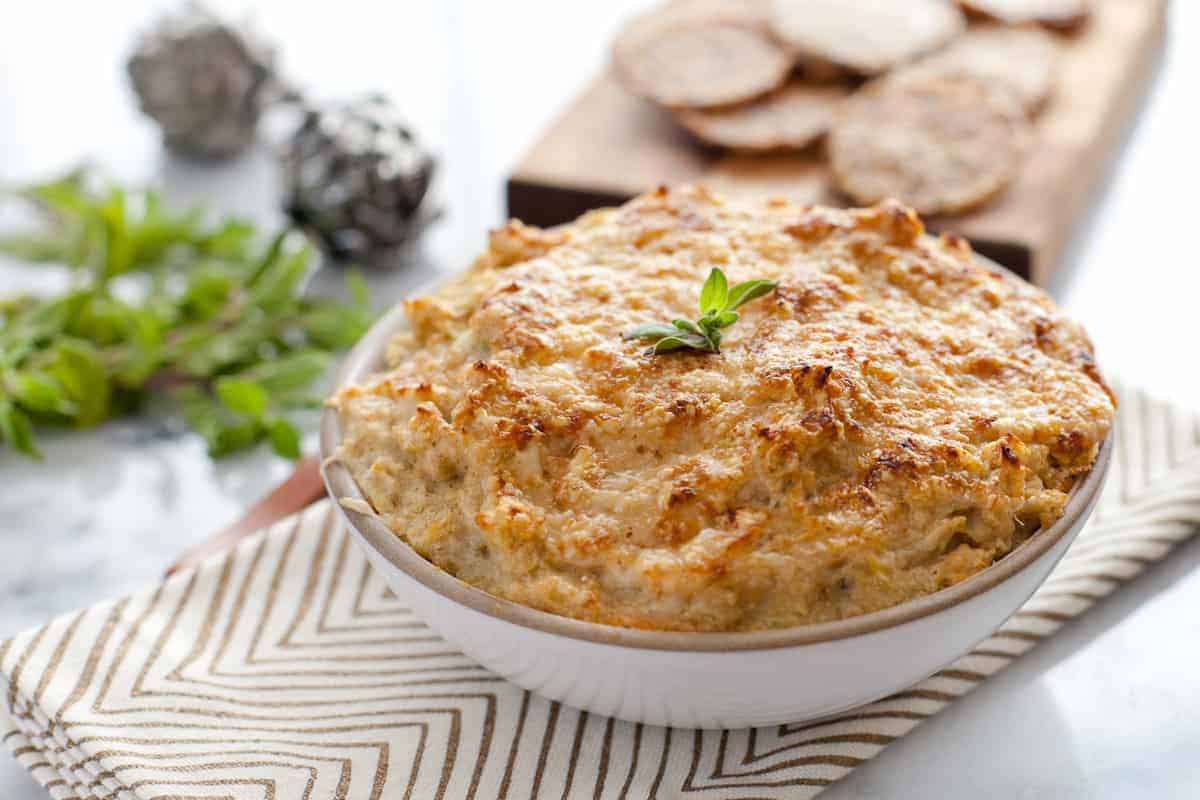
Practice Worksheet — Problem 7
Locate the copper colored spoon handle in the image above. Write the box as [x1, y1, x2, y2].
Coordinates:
[165, 454, 327, 576]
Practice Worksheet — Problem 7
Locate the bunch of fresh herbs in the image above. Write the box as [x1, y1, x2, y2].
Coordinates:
[0, 169, 375, 459]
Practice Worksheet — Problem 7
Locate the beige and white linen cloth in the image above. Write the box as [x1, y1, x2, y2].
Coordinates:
[3, 383, 1199, 799]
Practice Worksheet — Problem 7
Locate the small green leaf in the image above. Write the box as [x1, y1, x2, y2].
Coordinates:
[698, 268, 728, 314]
[177, 384, 219, 434]
[245, 229, 289, 288]
[174, 323, 268, 378]
[180, 266, 235, 322]
[113, 307, 167, 388]
[0, 234, 73, 263]
[49, 339, 110, 426]
[250, 236, 310, 309]
[300, 304, 373, 350]
[650, 332, 711, 354]
[98, 186, 135, 279]
[0, 400, 41, 458]
[671, 319, 701, 335]
[266, 417, 302, 459]
[346, 269, 371, 309]
[7, 371, 75, 416]
[625, 322, 680, 341]
[198, 218, 255, 260]
[21, 166, 89, 212]
[68, 294, 135, 347]
[692, 313, 725, 351]
[209, 421, 262, 457]
[714, 310, 739, 328]
[649, 337, 688, 355]
[726, 279, 778, 310]
[242, 350, 331, 394]
[178, 385, 262, 457]
[215, 378, 269, 419]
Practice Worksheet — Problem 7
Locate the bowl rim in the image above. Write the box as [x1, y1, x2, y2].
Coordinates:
[320, 267, 1113, 653]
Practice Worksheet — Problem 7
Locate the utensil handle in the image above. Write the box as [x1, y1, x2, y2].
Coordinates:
[165, 454, 326, 576]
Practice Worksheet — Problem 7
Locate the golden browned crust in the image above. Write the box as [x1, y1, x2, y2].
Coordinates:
[674, 83, 850, 152]
[334, 187, 1114, 632]
[769, 0, 966, 76]
[828, 78, 1031, 214]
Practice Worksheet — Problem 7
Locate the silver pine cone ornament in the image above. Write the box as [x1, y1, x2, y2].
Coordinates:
[127, 6, 279, 158]
[282, 95, 439, 261]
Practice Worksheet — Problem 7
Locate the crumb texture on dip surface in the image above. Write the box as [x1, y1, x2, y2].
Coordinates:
[332, 187, 1115, 632]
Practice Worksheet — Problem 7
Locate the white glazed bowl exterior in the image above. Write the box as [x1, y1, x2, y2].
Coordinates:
[333, 482, 1097, 729]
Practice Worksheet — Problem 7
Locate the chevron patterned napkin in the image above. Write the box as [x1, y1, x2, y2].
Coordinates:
[3, 384, 1198, 800]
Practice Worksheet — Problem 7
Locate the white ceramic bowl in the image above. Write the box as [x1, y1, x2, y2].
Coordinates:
[320, 303, 1112, 730]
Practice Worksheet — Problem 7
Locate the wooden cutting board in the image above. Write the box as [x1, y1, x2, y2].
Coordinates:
[507, 0, 1167, 285]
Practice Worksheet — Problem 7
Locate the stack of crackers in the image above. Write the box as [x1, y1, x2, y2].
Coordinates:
[612, 0, 1090, 215]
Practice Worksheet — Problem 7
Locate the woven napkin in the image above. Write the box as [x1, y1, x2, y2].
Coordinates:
[4, 383, 1198, 800]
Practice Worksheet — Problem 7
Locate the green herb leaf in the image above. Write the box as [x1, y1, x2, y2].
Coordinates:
[0, 168, 378, 459]
[698, 268, 728, 314]
[266, 417, 302, 459]
[215, 378, 269, 420]
[0, 400, 40, 459]
[623, 267, 776, 357]
[241, 350, 331, 395]
[245, 229, 288, 288]
[346, 269, 371, 309]
[650, 333, 710, 354]
[671, 319, 701, 335]
[113, 307, 166, 387]
[251, 240, 311, 311]
[198, 219, 255, 260]
[0, 234, 74, 263]
[727, 279, 778, 310]
[209, 420, 262, 457]
[6, 372, 75, 416]
[178, 385, 260, 458]
[626, 322, 681, 341]
[49, 338, 110, 426]
[180, 266, 236, 322]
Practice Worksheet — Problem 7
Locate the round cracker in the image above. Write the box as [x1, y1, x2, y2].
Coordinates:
[674, 83, 850, 151]
[958, 0, 1091, 31]
[828, 78, 1030, 214]
[614, 23, 793, 109]
[613, 0, 774, 61]
[659, 0, 775, 29]
[888, 26, 1060, 114]
[769, 0, 966, 76]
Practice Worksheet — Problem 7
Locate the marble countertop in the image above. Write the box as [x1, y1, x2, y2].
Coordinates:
[1, 1, 1197, 797]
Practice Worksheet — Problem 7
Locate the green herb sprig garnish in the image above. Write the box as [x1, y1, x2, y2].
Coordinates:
[0, 169, 376, 460]
[625, 268, 776, 355]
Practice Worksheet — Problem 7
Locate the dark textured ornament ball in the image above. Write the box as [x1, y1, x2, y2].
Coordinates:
[127, 7, 278, 159]
[282, 95, 439, 262]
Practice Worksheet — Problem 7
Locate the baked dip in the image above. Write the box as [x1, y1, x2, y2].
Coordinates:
[331, 187, 1115, 632]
